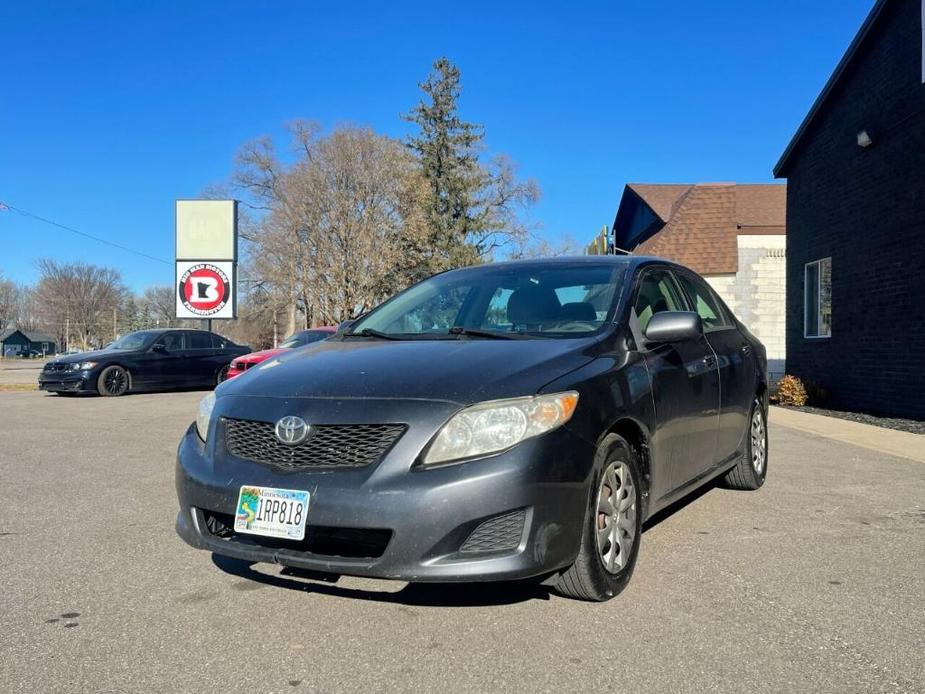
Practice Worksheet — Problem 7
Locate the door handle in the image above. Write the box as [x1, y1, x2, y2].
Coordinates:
[741, 345, 752, 355]
[702, 355, 718, 368]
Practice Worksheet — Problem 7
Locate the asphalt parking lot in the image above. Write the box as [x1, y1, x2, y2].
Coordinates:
[1, 390, 923, 694]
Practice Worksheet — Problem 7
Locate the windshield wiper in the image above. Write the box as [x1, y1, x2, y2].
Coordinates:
[344, 328, 404, 340]
[448, 326, 530, 340]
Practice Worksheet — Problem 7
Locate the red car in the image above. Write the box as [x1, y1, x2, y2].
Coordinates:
[224, 327, 336, 380]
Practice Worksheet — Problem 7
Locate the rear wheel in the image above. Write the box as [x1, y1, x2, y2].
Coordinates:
[722, 397, 768, 490]
[555, 434, 642, 601]
[216, 364, 230, 384]
[97, 365, 130, 397]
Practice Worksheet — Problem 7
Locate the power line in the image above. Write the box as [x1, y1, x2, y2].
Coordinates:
[0, 202, 172, 266]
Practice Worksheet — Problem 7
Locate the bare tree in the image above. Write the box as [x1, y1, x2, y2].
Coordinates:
[0, 272, 26, 330]
[234, 123, 433, 329]
[469, 155, 541, 258]
[507, 233, 581, 260]
[33, 260, 125, 350]
[139, 286, 176, 327]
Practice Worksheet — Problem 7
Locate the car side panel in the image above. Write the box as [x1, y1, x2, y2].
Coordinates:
[541, 348, 662, 518]
[180, 332, 219, 386]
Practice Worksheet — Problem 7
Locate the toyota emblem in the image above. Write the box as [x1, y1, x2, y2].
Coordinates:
[274, 416, 309, 445]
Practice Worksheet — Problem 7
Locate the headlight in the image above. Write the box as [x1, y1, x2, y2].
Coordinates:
[71, 361, 98, 371]
[423, 391, 579, 466]
[196, 392, 216, 441]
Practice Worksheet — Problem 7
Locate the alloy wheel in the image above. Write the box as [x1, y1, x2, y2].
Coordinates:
[751, 405, 767, 475]
[105, 368, 127, 395]
[595, 460, 637, 574]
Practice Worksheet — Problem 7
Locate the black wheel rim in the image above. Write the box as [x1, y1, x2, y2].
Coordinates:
[105, 369, 126, 394]
[218, 365, 229, 384]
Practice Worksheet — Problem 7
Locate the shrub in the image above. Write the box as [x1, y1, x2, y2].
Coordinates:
[775, 375, 808, 407]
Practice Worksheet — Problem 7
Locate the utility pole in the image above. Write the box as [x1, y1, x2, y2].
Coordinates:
[273, 308, 278, 348]
[113, 306, 117, 341]
[65, 305, 70, 353]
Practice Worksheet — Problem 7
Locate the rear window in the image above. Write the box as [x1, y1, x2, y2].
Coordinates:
[187, 332, 212, 349]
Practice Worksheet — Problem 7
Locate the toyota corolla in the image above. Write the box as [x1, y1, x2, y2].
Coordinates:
[175, 256, 768, 601]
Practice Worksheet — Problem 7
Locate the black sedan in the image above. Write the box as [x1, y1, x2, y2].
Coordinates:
[176, 257, 768, 601]
[40, 329, 249, 396]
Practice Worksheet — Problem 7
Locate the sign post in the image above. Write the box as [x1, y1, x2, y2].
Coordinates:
[175, 200, 238, 330]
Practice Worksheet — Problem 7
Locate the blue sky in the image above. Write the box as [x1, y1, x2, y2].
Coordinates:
[1, 0, 874, 292]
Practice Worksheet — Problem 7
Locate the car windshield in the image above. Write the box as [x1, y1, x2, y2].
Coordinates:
[280, 330, 332, 349]
[108, 331, 159, 351]
[349, 262, 627, 338]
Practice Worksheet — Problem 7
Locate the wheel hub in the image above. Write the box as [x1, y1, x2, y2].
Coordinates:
[751, 407, 766, 475]
[595, 460, 637, 574]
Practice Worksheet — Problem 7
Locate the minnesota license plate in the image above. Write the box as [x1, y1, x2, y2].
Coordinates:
[234, 485, 309, 541]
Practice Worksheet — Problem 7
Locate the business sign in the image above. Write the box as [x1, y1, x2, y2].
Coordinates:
[176, 199, 237, 320]
[176, 261, 235, 319]
[176, 200, 237, 260]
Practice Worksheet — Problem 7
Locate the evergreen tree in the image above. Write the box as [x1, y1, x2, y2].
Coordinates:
[404, 57, 483, 267]
[405, 58, 539, 267]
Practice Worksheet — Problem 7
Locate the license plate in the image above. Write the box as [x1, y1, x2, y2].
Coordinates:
[234, 485, 309, 541]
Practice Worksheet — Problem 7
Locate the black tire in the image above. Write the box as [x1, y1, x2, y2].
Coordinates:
[722, 397, 768, 490]
[554, 434, 643, 601]
[97, 365, 130, 397]
[216, 364, 230, 385]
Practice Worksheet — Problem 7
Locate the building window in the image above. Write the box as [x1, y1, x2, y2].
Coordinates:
[804, 258, 832, 338]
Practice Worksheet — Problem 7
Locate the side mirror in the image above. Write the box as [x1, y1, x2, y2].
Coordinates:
[151, 343, 167, 353]
[644, 311, 703, 344]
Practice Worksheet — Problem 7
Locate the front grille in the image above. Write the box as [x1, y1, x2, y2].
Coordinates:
[460, 509, 526, 554]
[224, 418, 405, 471]
[44, 362, 69, 372]
[202, 510, 391, 558]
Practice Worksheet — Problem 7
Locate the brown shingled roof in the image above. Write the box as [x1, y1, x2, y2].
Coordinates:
[625, 184, 692, 222]
[625, 183, 786, 275]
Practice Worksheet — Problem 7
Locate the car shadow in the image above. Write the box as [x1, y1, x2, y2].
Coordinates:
[210, 553, 553, 607]
[44, 384, 215, 398]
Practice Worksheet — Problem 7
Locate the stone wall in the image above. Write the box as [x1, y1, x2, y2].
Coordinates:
[706, 234, 787, 379]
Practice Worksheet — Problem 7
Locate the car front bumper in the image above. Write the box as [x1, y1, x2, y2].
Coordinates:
[175, 404, 597, 583]
[38, 371, 97, 393]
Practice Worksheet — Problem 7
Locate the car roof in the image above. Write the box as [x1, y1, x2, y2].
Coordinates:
[438, 255, 701, 278]
[132, 328, 213, 333]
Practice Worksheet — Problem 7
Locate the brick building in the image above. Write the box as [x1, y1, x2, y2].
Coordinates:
[773, 0, 925, 418]
[612, 183, 787, 378]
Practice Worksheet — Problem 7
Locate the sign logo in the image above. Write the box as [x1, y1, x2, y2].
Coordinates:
[178, 263, 231, 317]
[275, 416, 310, 445]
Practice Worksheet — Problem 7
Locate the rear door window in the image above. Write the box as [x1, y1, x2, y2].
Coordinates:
[186, 332, 212, 350]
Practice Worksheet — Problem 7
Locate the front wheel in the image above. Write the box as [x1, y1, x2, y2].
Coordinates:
[97, 365, 130, 396]
[554, 434, 642, 601]
[722, 397, 768, 490]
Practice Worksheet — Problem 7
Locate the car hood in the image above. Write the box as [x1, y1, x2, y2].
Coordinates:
[49, 348, 127, 364]
[217, 337, 601, 404]
[234, 348, 285, 363]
